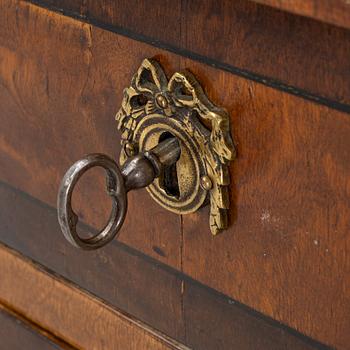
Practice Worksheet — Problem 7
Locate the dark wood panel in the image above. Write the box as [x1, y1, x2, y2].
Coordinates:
[0, 244, 187, 350]
[252, 0, 350, 29]
[0, 182, 331, 350]
[0, 182, 185, 342]
[26, 0, 350, 111]
[184, 284, 330, 350]
[0, 304, 74, 350]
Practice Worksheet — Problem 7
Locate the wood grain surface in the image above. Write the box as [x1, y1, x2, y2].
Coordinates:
[0, 244, 189, 350]
[25, 0, 350, 111]
[252, 0, 350, 29]
[0, 303, 74, 350]
[182, 58, 350, 350]
[0, 182, 331, 350]
[0, 0, 182, 270]
[0, 1, 349, 349]
[0, 183, 186, 343]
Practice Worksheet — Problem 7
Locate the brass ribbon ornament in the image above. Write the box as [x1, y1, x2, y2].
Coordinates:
[116, 58, 235, 235]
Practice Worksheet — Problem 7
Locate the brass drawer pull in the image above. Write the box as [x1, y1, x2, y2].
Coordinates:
[57, 58, 235, 250]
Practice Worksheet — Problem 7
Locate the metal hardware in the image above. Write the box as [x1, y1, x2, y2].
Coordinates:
[116, 58, 235, 235]
[57, 57, 235, 250]
[57, 138, 180, 250]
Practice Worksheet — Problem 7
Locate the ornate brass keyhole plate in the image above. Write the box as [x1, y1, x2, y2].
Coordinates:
[116, 58, 235, 235]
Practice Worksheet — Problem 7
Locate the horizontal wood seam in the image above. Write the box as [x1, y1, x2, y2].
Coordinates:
[0, 242, 190, 350]
[250, 0, 350, 30]
[0, 180, 333, 350]
[0, 302, 77, 350]
[22, 0, 350, 115]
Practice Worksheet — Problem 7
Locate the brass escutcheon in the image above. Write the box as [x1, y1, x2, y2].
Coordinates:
[116, 58, 236, 235]
[57, 58, 236, 251]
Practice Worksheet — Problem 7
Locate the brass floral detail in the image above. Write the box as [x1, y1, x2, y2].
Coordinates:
[116, 58, 235, 235]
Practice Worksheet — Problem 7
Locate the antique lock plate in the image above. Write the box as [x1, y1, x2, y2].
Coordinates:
[116, 59, 235, 235]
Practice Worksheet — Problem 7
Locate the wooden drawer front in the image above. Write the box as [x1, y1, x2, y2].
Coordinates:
[0, 245, 187, 350]
[26, 0, 350, 108]
[252, 0, 350, 29]
[0, 183, 329, 350]
[0, 303, 73, 350]
[0, 1, 349, 349]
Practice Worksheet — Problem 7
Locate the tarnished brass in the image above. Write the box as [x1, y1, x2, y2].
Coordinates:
[57, 58, 235, 250]
[116, 58, 235, 235]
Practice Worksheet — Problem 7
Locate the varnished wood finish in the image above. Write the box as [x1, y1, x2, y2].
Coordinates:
[0, 183, 186, 343]
[183, 283, 328, 350]
[0, 1, 349, 349]
[0, 2, 349, 348]
[252, 0, 350, 29]
[0, 0, 182, 269]
[0, 182, 331, 350]
[26, 0, 350, 111]
[0, 244, 188, 350]
[0, 304, 74, 350]
[182, 59, 350, 350]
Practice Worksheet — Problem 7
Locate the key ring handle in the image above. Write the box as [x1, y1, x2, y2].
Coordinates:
[57, 153, 127, 250]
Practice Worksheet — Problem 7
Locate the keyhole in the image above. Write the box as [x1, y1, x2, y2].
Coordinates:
[158, 132, 180, 199]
